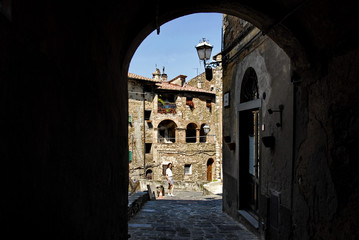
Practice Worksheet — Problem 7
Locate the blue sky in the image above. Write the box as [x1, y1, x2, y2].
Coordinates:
[129, 13, 223, 81]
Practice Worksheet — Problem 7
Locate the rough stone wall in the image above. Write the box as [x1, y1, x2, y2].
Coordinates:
[128, 79, 151, 179]
[149, 91, 218, 182]
[223, 15, 248, 47]
[292, 47, 359, 240]
[187, 63, 223, 180]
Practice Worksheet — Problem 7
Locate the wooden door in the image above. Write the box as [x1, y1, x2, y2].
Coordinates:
[207, 159, 214, 181]
[207, 164, 212, 181]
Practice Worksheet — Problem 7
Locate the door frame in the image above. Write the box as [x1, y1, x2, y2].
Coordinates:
[237, 99, 261, 216]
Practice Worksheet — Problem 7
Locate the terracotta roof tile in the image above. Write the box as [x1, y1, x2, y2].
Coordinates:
[128, 73, 161, 82]
[156, 82, 214, 94]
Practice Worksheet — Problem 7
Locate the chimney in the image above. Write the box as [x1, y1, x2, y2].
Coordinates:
[161, 66, 167, 81]
[152, 68, 161, 81]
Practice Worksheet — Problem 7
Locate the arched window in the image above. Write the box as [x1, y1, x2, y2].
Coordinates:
[186, 123, 197, 143]
[145, 169, 153, 179]
[158, 120, 177, 143]
[240, 67, 258, 103]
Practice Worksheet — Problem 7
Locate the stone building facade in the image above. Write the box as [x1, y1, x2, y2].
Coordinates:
[221, 15, 294, 239]
[128, 66, 222, 190]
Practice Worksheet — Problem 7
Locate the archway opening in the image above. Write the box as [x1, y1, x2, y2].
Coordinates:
[158, 120, 177, 143]
[125, 6, 298, 239]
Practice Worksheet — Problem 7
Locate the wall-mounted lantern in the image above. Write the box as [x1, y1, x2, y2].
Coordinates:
[195, 38, 221, 81]
[203, 124, 210, 134]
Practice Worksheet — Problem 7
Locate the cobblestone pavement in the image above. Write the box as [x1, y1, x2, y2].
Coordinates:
[128, 191, 259, 240]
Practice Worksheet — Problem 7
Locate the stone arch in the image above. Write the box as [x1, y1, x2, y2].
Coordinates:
[123, 3, 309, 78]
[158, 120, 177, 143]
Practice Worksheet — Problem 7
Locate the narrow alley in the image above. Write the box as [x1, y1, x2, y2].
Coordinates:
[128, 191, 259, 240]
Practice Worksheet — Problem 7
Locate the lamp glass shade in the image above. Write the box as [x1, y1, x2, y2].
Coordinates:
[203, 124, 210, 134]
[195, 41, 213, 60]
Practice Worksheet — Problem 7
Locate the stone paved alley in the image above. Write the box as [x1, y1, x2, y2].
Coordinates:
[128, 191, 259, 240]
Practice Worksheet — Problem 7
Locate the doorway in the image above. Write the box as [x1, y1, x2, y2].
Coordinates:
[239, 109, 260, 214]
[207, 158, 214, 181]
[238, 67, 260, 216]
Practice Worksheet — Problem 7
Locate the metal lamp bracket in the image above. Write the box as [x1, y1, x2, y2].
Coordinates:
[268, 104, 284, 127]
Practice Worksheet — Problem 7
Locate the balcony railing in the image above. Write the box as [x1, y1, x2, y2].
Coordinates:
[158, 101, 176, 114]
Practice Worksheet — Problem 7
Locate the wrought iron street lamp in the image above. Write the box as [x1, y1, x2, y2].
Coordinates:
[195, 38, 213, 67]
[195, 38, 220, 80]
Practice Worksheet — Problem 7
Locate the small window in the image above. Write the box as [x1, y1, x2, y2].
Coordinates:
[206, 100, 212, 112]
[144, 110, 151, 120]
[146, 169, 153, 179]
[184, 164, 192, 175]
[186, 97, 194, 109]
[145, 143, 152, 153]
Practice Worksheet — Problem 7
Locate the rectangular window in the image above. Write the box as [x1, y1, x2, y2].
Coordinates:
[184, 164, 192, 175]
[144, 110, 151, 120]
[145, 143, 152, 153]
